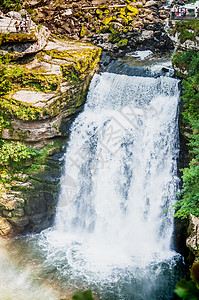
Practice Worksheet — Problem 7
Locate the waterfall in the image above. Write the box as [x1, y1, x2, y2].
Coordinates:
[39, 71, 183, 299]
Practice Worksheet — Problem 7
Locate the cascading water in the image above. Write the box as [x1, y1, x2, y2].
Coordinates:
[38, 67, 184, 299]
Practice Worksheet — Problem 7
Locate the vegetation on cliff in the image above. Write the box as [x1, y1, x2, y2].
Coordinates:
[172, 49, 199, 218]
[170, 19, 199, 44]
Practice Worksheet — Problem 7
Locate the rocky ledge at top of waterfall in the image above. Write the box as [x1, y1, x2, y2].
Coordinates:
[0, 10, 101, 237]
[1, 0, 173, 58]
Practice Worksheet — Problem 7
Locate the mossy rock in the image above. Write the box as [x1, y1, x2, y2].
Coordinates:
[0, 30, 37, 46]
[80, 26, 86, 38]
[101, 16, 114, 26]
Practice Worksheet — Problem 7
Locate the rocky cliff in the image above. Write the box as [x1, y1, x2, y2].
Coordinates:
[11, 0, 173, 57]
[0, 11, 101, 236]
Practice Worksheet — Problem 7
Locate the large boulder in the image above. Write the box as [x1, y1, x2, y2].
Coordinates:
[6, 11, 22, 20]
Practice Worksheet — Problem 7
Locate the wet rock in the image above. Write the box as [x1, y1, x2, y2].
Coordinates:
[9, 216, 29, 229]
[0, 216, 13, 237]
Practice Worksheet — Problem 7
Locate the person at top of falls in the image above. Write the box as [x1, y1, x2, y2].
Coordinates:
[171, 5, 176, 19]
[195, 7, 199, 18]
[184, 8, 187, 17]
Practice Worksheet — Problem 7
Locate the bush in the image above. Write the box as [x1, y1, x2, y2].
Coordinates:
[0, 140, 38, 168]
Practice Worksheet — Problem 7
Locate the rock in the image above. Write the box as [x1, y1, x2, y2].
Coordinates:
[144, 1, 159, 7]
[0, 216, 13, 237]
[134, 1, 143, 8]
[9, 216, 29, 229]
[146, 14, 155, 21]
[62, 9, 73, 16]
[25, 0, 42, 6]
[6, 11, 22, 20]
[92, 0, 106, 4]
[19, 9, 28, 16]
[12, 91, 56, 108]
[0, 22, 50, 58]
[12, 208, 25, 218]
[0, 11, 4, 19]
[187, 215, 199, 257]
[139, 30, 154, 41]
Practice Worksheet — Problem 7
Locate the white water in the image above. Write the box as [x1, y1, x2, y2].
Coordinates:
[38, 72, 182, 299]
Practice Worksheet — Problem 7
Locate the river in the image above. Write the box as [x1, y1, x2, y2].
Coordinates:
[0, 51, 185, 300]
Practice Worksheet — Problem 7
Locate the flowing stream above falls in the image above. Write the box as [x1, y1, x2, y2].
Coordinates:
[0, 52, 185, 300]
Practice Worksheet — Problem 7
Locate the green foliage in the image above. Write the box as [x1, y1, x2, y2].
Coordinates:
[175, 263, 199, 299]
[171, 20, 199, 44]
[0, 97, 41, 121]
[0, 67, 13, 95]
[0, 112, 11, 133]
[172, 50, 199, 219]
[0, 0, 22, 11]
[72, 290, 94, 300]
[0, 140, 38, 168]
[118, 38, 128, 47]
[181, 80, 199, 123]
[174, 278, 199, 299]
[172, 50, 199, 89]
[174, 161, 199, 218]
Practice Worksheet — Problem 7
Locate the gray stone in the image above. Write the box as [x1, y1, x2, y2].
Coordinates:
[12, 91, 56, 108]
[62, 9, 73, 16]
[6, 11, 22, 20]
[139, 30, 154, 41]
[144, 1, 158, 7]
[9, 216, 29, 228]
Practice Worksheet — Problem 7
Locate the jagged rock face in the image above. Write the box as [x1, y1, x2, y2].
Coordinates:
[22, 0, 173, 57]
[187, 215, 199, 259]
[0, 34, 101, 236]
[0, 14, 50, 58]
[0, 38, 101, 142]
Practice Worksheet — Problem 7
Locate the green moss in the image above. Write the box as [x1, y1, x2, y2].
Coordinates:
[0, 39, 101, 122]
[126, 4, 139, 15]
[118, 38, 128, 47]
[101, 16, 114, 26]
[172, 50, 199, 89]
[0, 0, 22, 11]
[0, 97, 42, 121]
[80, 26, 86, 38]
[0, 30, 37, 46]
[0, 64, 60, 95]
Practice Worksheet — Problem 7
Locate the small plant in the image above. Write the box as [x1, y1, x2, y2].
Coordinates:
[72, 290, 94, 300]
[175, 262, 199, 299]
